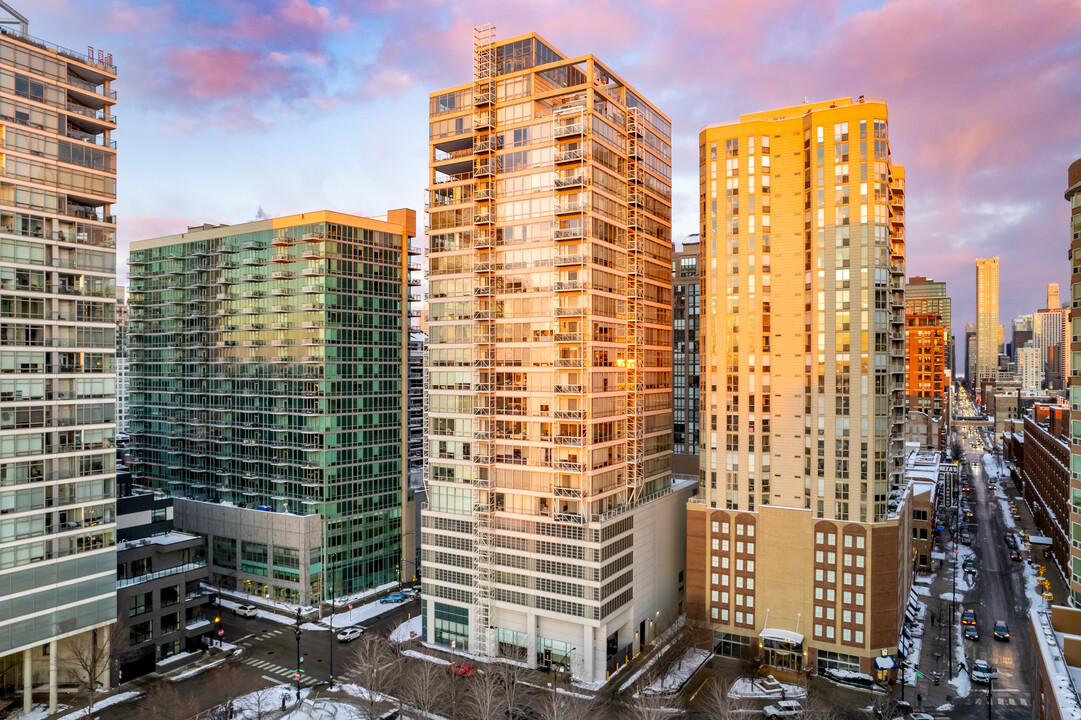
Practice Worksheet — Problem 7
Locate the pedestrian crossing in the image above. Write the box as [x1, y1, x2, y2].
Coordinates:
[992, 695, 1030, 707]
[241, 656, 318, 686]
[237, 628, 286, 649]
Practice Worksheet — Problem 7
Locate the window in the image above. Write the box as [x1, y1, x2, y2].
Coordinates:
[151, 507, 167, 523]
[129, 620, 152, 646]
[160, 612, 180, 635]
[128, 592, 152, 617]
[160, 584, 180, 608]
[433, 602, 469, 650]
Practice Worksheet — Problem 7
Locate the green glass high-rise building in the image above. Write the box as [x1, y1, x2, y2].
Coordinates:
[128, 209, 417, 604]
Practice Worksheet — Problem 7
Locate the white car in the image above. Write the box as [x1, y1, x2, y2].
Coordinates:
[336, 627, 364, 643]
[233, 604, 258, 618]
[971, 660, 998, 683]
[762, 700, 803, 717]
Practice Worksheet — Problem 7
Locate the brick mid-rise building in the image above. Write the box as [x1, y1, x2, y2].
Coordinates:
[1022, 402, 1071, 579]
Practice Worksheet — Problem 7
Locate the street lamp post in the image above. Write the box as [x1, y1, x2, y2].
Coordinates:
[293, 607, 303, 701]
[328, 594, 335, 688]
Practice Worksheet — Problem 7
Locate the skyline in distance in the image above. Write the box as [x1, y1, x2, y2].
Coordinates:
[31, 0, 1081, 339]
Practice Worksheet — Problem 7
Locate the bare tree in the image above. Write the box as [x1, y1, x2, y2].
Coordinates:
[534, 672, 601, 720]
[348, 633, 397, 720]
[695, 677, 751, 720]
[489, 646, 530, 715]
[462, 671, 506, 720]
[398, 658, 448, 718]
[620, 693, 685, 720]
[145, 682, 201, 720]
[235, 686, 278, 720]
[63, 623, 126, 715]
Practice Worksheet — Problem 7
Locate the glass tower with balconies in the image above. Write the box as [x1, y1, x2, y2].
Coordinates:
[0, 10, 118, 713]
[128, 210, 417, 606]
[422, 29, 687, 683]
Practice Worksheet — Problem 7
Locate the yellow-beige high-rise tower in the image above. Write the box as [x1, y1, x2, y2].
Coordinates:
[687, 99, 913, 677]
[975, 257, 1000, 389]
[421, 28, 693, 682]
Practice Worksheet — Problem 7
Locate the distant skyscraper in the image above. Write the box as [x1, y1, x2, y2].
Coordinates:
[689, 98, 911, 677]
[1035, 307, 1069, 390]
[906, 276, 953, 373]
[129, 210, 417, 605]
[965, 322, 977, 385]
[975, 258, 1000, 385]
[1017, 344, 1042, 392]
[1067, 156, 1081, 605]
[1048, 283, 1061, 310]
[422, 29, 689, 681]
[0, 12, 118, 713]
[672, 238, 700, 475]
[1012, 315, 1034, 364]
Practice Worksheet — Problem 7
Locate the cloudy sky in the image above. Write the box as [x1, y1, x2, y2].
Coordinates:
[32, 0, 1081, 341]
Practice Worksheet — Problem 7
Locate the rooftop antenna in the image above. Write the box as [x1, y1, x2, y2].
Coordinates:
[0, 1, 28, 34]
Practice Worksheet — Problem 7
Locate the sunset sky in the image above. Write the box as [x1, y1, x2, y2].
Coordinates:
[32, 0, 1081, 342]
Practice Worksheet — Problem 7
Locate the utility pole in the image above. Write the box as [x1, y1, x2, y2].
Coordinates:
[293, 608, 303, 701]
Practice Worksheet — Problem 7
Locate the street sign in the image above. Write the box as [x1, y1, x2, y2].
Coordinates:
[218, 629, 224, 637]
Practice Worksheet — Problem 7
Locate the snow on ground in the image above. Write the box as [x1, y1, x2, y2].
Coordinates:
[325, 596, 406, 628]
[404, 649, 450, 667]
[728, 677, 808, 699]
[982, 453, 1006, 479]
[937, 703, 955, 712]
[939, 592, 964, 603]
[949, 619, 971, 698]
[335, 683, 394, 704]
[389, 615, 421, 643]
[13, 703, 70, 720]
[912, 584, 932, 596]
[168, 654, 232, 681]
[615, 616, 686, 691]
[54, 692, 142, 720]
[233, 686, 315, 720]
[640, 648, 711, 695]
[218, 588, 316, 616]
[518, 680, 597, 699]
[219, 597, 317, 628]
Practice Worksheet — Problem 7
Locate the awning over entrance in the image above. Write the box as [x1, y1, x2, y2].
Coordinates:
[759, 628, 804, 646]
[874, 656, 898, 670]
[1029, 535, 1053, 545]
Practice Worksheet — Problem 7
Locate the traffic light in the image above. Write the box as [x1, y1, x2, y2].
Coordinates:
[218, 629, 224, 638]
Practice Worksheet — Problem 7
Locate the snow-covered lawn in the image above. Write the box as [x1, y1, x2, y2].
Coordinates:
[55, 691, 142, 719]
[728, 676, 807, 699]
[390, 615, 421, 643]
[14, 703, 70, 720]
[640, 648, 711, 695]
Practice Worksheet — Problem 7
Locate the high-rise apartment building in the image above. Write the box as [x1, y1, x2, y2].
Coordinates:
[905, 276, 952, 374]
[116, 285, 129, 435]
[1048, 282, 1061, 311]
[688, 99, 912, 677]
[422, 29, 690, 682]
[1066, 156, 1081, 605]
[1012, 314, 1034, 365]
[975, 257, 1000, 385]
[964, 322, 977, 386]
[0, 8, 119, 713]
[128, 209, 416, 605]
[672, 238, 700, 476]
[1035, 307, 1069, 391]
[1018, 344, 1043, 392]
[905, 314, 948, 442]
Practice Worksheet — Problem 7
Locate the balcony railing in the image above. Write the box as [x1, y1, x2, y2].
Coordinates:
[117, 560, 207, 589]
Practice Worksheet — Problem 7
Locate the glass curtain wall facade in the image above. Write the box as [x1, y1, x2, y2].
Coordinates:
[975, 257, 1000, 385]
[0, 23, 118, 712]
[1066, 157, 1081, 605]
[423, 30, 675, 682]
[128, 210, 416, 603]
[672, 240, 700, 476]
[688, 99, 910, 676]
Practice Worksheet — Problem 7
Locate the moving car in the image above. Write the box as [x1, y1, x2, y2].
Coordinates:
[962, 609, 977, 625]
[233, 604, 258, 618]
[963, 508, 975, 519]
[380, 592, 406, 604]
[964, 625, 979, 641]
[960, 531, 972, 545]
[763, 700, 804, 718]
[336, 627, 364, 643]
[447, 661, 478, 677]
[988, 482, 997, 490]
[993, 620, 1010, 641]
[1010, 550, 1022, 561]
[971, 660, 998, 683]
[963, 560, 976, 575]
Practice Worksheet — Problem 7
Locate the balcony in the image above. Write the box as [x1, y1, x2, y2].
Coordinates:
[554, 280, 583, 292]
[554, 227, 585, 241]
[555, 357, 584, 368]
[554, 123, 584, 138]
[554, 435, 585, 446]
[474, 284, 493, 296]
[555, 306, 585, 317]
[473, 211, 493, 225]
[554, 460, 583, 472]
[554, 149, 584, 164]
[555, 174, 585, 189]
[554, 254, 585, 267]
[473, 114, 494, 129]
[554, 201, 586, 216]
[554, 384, 582, 394]
[554, 332, 584, 343]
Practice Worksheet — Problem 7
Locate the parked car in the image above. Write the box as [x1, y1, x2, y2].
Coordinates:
[963, 560, 976, 575]
[994, 620, 1010, 641]
[960, 531, 972, 545]
[964, 625, 979, 641]
[763, 700, 803, 718]
[233, 604, 258, 618]
[380, 592, 406, 604]
[961, 609, 977, 625]
[972, 660, 998, 683]
[336, 627, 364, 643]
[403, 587, 420, 599]
[447, 661, 478, 677]
[1004, 533, 1018, 549]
